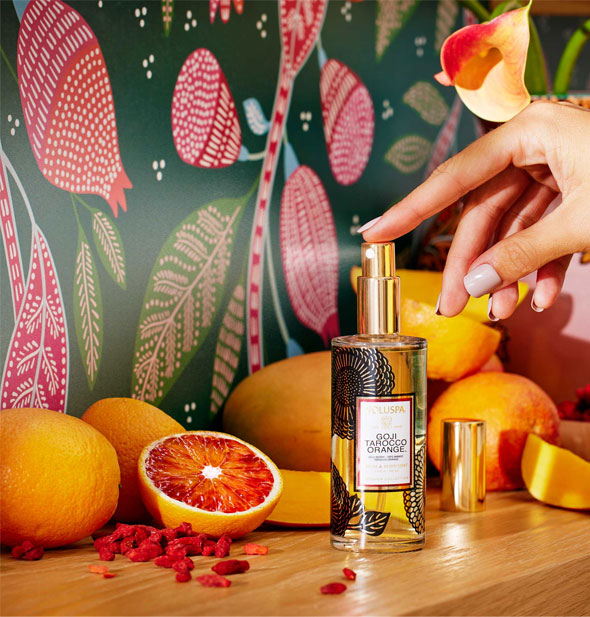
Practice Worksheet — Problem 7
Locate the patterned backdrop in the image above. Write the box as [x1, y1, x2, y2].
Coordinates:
[1, 0, 588, 425]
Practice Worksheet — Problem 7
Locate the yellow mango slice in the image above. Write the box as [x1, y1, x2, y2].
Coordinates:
[265, 470, 330, 527]
[350, 267, 528, 323]
[522, 434, 590, 510]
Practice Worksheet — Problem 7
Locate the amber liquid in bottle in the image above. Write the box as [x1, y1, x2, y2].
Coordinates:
[330, 243, 427, 553]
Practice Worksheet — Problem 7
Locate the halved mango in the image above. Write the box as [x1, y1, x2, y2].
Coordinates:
[350, 267, 528, 323]
[265, 470, 330, 527]
[522, 434, 590, 510]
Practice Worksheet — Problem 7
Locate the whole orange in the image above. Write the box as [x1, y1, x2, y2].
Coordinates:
[428, 373, 560, 490]
[0, 408, 120, 548]
[82, 398, 183, 522]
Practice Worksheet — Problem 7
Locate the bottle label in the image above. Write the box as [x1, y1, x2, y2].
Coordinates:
[355, 395, 414, 491]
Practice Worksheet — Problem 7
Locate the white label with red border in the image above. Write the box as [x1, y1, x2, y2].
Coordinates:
[356, 396, 414, 491]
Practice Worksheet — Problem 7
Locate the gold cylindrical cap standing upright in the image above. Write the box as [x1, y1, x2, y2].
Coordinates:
[440, 419, 486, 512]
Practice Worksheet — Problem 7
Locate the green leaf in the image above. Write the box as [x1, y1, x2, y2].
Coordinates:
[403, 82, 449, 125]
[74, 224, 103, 390]
[131, 192, 249, 405]
[91, 209, 127, 289]
[162, 0, 174, 36]
[375, 0, 419, 61]
[209, 278, 246, 418]
[384, 135, 433, 174]
[525, 15, 548, 95]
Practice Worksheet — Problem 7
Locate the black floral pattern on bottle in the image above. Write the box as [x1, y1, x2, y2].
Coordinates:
[403, 443, 425, 534]
[331, 346, 395, 440]
[330, 462, 391, 537]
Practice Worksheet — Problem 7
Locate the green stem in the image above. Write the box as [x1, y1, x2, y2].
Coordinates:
[457, 0, 491, 23]
[554, 19, 590, 96]
[525, 16, 548, 95]
[73, 193, 95, 214]
[71, 193, 82, 228]
[0, 45, 18, 84]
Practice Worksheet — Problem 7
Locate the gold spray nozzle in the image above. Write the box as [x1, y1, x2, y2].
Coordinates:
[358, 242, 400, 336]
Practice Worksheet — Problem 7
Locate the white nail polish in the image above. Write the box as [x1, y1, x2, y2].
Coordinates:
[464, 264, 502, 298]
[531, 297, 544, 313]
[435, 293, 441, 316]
[357, 216, 382, 235]
[487, 295, 499, 322]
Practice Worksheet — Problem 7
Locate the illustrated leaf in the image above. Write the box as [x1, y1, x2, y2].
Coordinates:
[162, 0, 174, 36]
[349, 510, 391, 536]
[423, 96, 463, 179]
[92, 209, 126, 289]
[1, 224, 69, 411]
[435, 0, 459, 52]
[243, 98, 270, 136]
[375, 0, 419, 61]
[403, 82, 450, 126]
[384, 135, 432, 174]
[403, 443, 426, 534]
[132, 194, 246, 405]
[210, 281, 245, 416]
[74, 225, 103, 390]
[280, 165, 340, 346]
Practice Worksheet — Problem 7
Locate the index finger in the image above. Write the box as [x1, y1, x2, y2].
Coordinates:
[363, 119, 520, 242]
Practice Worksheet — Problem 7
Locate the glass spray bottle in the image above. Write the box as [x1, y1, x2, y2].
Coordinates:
[330, 242, 427, 552]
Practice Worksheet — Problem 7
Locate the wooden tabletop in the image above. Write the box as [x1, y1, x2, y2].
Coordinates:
[1, 487, 589, 617]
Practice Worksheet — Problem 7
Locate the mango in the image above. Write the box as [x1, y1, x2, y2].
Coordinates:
[522, 434, 590, 510]
[265, 470, 330, 527]
[350, 267, 528, 322]
[223, 352, 331, 472]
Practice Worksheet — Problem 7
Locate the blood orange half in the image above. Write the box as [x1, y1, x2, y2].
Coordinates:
[138, 431, 282, 538]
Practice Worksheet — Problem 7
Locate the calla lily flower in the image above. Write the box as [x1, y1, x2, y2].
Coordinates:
[435, 2, 532, 122]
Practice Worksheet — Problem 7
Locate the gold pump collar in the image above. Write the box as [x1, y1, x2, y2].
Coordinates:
[357, 242, 400, 335]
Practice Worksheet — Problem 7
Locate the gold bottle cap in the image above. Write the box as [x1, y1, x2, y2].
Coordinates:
[440, 418, 486, 512]
[357, 243, 400, 335]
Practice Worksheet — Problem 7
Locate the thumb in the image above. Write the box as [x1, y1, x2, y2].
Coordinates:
[463, 205, 582, 298]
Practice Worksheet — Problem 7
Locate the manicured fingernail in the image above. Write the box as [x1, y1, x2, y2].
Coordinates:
[531, 296, 544, 313]
[435, 293, 441, 315]
[487, 295, 499, 322]
[464, 264, 502, 298]
[357, 216, 382, 234]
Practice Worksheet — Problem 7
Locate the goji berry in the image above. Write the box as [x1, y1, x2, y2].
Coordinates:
[215, 541, 231, 558]
[201, 541, 216, 557]
[174, 522, 192, 536]
[172, 557, 194, 573]
[119, 537, 136, 555]
[22, 546, 44, 560]
[138, 541, 163, 558]
[11, 545, 26, 559]
[126, 549, 153, 562]
[321, 583, 347, 595]
[154, 555, 177, 569]
[134, 528, 149, 544]
[112, 524, 137, 539]
[342, 568, 356, 581]
[11, 540, 38, 559]
[196, 574, 231, 588]
[243, 543, 268, 555]
[161, 528, 178, 542]
[93, 536, 112, 551]
[102, 572, 117, 579]
[175, 571, 191, 583]
[98, 548, 115, 561]
[211, 559, 250, 575]
[165, 545, 188, 559]
[218, 534, 232, 545]
[88, 565, 109, 574]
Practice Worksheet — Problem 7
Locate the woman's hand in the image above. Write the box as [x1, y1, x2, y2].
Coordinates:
[360, 101, 590, 319]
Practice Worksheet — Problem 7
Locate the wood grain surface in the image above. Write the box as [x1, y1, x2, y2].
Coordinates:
[1, 487, 589, 616]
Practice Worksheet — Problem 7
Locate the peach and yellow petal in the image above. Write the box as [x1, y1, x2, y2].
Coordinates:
[437, 4, 531, 122]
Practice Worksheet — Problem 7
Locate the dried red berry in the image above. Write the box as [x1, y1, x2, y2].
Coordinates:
[218, 534, 232, 545]
[172, 557, 194, 573]
[243, 543, 268, 555]
[211, 559, 250, 575]
[175, 571, 192, 583]
[321, 582, 347, 595]
[22, 546, 44, 560]
[88, 565, 109, 574]
[98, 548, 115, 562]
[161, 528, 178, 542]
[154, 555, 176, 568]
[201, 541, 216, 556]
[119, 537, 136, 555]
[342, 568, 356, 581]
[126, 549, 152, 563]
[103, 572, 117, 579]
[165, 545, 189, 559]
[113, 524, 138, 539]
[175, 522, 193, 537]
[196, 574, 231, 588]
[134, 528, 149, 544]
[137, 541, 163, 558]
[215, 542, 231, 558]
